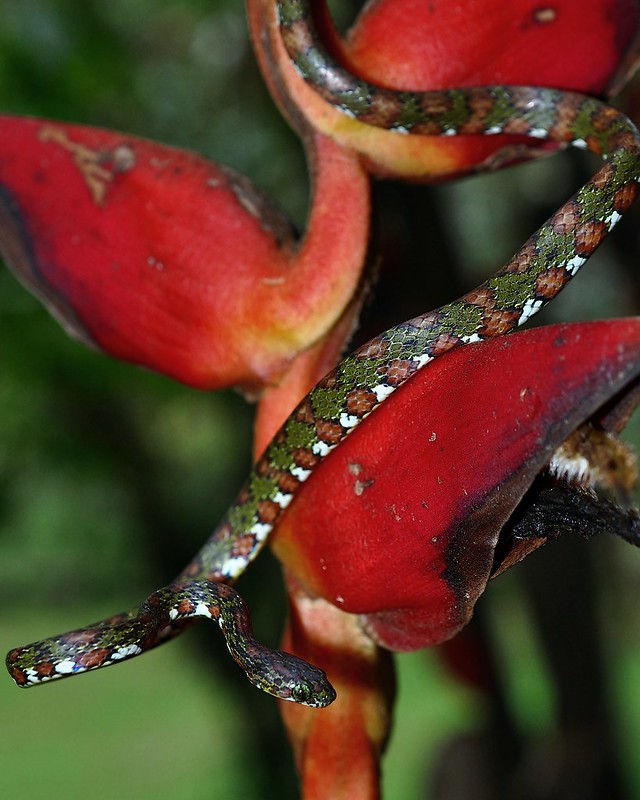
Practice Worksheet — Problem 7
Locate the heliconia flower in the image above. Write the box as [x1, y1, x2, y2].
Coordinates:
[0, 117, 370, 391]
[3, 4, 640, 798]
[249, 0, 640, 179]
[268, 318, 640, 796]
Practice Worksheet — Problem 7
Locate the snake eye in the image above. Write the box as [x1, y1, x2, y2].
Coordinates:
[291, 681, 313, 704]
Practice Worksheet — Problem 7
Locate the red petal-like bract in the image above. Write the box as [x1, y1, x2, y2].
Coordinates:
[0, 117, 291, 387]
[273, 319, 640, 651]
[0, 117, 370, 391]
[344, 0, 639, 92]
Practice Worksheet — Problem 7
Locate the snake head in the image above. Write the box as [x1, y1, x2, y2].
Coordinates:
[255, 649, 336, 708]
[288, 674, 336, 708]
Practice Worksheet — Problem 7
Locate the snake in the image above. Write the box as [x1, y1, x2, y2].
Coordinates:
[6, 580, 335, 706]
[6, 0, 640, 706]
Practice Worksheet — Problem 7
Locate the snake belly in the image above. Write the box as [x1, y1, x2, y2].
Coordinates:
[6, 1, 640, 704]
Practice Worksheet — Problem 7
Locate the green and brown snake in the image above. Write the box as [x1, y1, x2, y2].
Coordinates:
[6, 0, 640, 707]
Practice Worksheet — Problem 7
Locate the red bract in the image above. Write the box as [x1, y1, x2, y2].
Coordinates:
[271, 319, 640, 795]
[344, 0, 638, 92]
[250, 0, 640, 179]
[274, 319, 640, 646]
[0, 118, 370, 391]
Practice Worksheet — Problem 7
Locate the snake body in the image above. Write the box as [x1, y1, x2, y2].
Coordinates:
[7, 580, 335, 706]
[6, 0, 640, 704]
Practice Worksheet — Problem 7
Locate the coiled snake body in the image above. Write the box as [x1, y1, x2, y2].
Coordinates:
[6, 0, 640, 706]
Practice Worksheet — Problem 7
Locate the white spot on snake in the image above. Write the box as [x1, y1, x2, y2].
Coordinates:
[461, 332, 482, 344]
[273, 491, 293, 509]
[605, 210, 622, 231]
[194, 602, 212, 619]
[528, 128, 548, 139]
[339, 104, 357, 119]
[412, 353, 434, 368]
[485, 125, 503, 135]
[291, 466, 312, 482]
[312, 440, 333, 457]
[373, 383, 395, 402]
[250, 522, 272, 540]
[112, 644, 142, 660]
[442, 127, 457, 136]
[573, 138, 589, 150]
[54, 659, 78, 675]
[518, 298, 544, 326]
[221, 556, 247, 579]
[169, 608, 179, 621]
[566, 254, 586, 275]
[392, 125, 410, 134]
[339, 412, 359, 429]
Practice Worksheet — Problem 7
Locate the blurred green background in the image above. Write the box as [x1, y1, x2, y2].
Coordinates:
[2, 1, 640, 798]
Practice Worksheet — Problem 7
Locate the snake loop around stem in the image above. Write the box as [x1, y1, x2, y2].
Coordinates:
[6, 1, 640, 704]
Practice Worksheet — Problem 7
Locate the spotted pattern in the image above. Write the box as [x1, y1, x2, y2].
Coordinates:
[6, 581, 335, 707]
[6, 0, 640, 704]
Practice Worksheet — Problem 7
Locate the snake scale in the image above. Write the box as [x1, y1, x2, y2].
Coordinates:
[6, 0, 640, 706]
